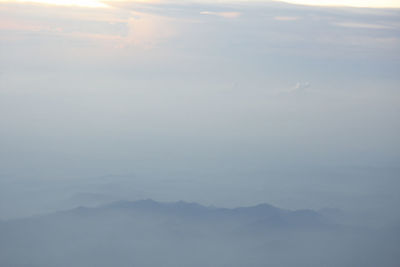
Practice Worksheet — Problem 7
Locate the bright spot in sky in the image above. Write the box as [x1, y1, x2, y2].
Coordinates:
[0, 0, 108, 7]
[1, 0, 400, 8]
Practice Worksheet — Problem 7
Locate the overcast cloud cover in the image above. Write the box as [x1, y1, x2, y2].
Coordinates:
[0, 0, 399, 229]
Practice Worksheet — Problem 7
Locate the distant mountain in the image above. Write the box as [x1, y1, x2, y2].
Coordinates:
[0, 200, 398, 267]
[97, 199, 329, 229]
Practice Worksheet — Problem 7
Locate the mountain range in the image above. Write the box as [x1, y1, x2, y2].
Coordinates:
[0, 199, 398, 267]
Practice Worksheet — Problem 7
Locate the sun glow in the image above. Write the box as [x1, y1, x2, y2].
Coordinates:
[0, 0, 108, 8]
[2, 0, 400, 9]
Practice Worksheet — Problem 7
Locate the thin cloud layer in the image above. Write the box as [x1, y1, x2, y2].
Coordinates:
[282, 0, 400, 8]
[200, 11, 241, 18]
[0, 0, 108, 7]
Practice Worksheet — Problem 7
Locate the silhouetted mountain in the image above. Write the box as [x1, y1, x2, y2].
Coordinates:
[0, 200, 398, 267]
[58, 199, 327, 230]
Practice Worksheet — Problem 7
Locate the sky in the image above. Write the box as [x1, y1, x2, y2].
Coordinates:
[0, 0, 399, 223]
[283, 0, 400, 8]
[1, 0, 400, 8]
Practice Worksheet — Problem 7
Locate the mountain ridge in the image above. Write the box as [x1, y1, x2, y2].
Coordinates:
[1, 199, 397, 267]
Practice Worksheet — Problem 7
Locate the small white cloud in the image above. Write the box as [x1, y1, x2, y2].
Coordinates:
[291, 81, 310, 92]
[277, 82, 311, 95]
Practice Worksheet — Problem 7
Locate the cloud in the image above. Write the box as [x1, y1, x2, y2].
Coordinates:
[274, 16, 300, 21]
[333, 21, 394, 29]
[200, 11, 241, 19]
[280, 0, 400, 8]
[278, 82, 311, 95]
[291, 81, 310, 92]
[0, 0, 108, 8]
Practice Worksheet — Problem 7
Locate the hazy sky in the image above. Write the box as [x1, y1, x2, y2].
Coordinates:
[0, 0, 399, 220]
[1, 0, 400, 8]
[283, 0, 400, 8]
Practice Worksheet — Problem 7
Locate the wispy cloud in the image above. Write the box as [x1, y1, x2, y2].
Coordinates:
[274, 16, 300, 21]
[200, 11, 241, 19]
[0, 0, 107, 8]
[334, 21, 394, 29]
[281, 0, 400, 8]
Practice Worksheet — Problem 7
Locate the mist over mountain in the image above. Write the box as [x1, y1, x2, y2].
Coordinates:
[1, 199, 399, 267]
[0, 0, 399, 266]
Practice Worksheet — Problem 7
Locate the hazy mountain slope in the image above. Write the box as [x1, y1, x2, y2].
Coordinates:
[0, 200, 398, 267]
